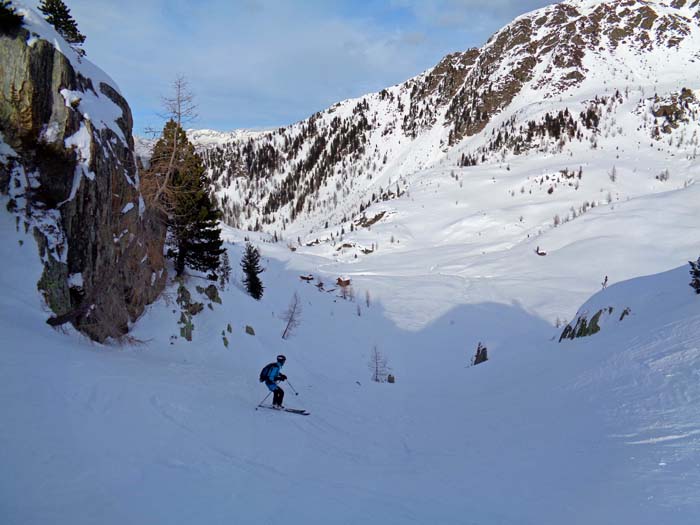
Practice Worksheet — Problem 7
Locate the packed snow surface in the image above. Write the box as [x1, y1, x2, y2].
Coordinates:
[3, 0, 700, 523]
[2, 189, 700, 523]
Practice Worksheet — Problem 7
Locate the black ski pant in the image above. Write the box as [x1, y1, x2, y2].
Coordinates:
[273, 386, 285, 407]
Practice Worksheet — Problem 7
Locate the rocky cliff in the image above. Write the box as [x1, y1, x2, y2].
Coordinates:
[0, 5, 166, 341]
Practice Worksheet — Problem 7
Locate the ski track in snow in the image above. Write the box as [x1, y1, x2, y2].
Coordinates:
[3, 1, 700, 522]
[3, 197, 700, 523]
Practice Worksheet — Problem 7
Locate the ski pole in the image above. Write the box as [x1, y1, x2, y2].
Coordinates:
[255, 391, 272, 410]
[285, 380, 299, 396]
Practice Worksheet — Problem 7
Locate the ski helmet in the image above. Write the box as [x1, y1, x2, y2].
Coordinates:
[276, 354, 286, 364]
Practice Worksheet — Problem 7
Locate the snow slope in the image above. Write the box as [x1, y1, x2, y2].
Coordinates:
[3, 0, 700, 523]
[2, 192, 700, 524]
[280, 145, 700, 330]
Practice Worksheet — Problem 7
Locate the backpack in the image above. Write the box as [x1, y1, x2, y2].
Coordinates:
[259, 363, 276, 383]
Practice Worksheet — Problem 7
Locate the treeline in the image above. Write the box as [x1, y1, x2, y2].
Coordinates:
[201, 99, 375, 231]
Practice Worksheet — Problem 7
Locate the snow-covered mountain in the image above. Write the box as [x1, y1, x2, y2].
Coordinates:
[4, 0, 700, 523]
[183, 0, 700, 330]
[193, 0, 699, 237]
[187, 128, 267, 149]
[134, 128, 265, 168]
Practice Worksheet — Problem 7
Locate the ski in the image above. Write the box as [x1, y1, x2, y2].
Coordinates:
[257, 404, 310, 416]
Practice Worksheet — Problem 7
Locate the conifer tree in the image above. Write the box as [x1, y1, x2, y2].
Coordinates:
[152, 120, 224, 277]
[0, 1, 24, 34]
[241, 243, 264, 300]
[690, 256, 700, 294]
[38, 0, 86, 55]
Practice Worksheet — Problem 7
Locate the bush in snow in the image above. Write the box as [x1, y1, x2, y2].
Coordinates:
[471, 342, 488, 366]
[656, 169, 670, 182]
[690, 257, 700, 294]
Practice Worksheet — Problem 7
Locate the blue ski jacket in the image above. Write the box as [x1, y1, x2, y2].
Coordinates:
[265, 363, 284, 391]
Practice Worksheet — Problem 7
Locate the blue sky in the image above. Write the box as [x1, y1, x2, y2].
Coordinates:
[60, 0, 557, 134]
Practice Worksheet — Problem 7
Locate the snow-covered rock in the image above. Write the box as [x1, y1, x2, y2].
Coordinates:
[0, 1, 166, 341]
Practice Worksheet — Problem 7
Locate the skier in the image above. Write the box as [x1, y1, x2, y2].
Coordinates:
[262, 354, 288, 409]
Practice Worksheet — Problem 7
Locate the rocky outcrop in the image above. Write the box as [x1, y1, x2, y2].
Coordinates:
[559, 309, 606, 341]
[559, 306, 632, 342]
[0, 25, 166, 341]
[649, 88, 699, 136]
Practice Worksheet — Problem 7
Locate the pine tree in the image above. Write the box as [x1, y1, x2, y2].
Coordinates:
[241, 243, 264, 300]
[152, 120, 224, 277]
[0, 1, 24, 34]
[690, 256, 700, 294]
[38, 0, 86, 55]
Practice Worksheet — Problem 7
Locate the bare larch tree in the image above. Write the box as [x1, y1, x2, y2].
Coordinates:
[281, 292, 302, 339]
[369, 346, 390, 383]
[142, 75, 198, 212]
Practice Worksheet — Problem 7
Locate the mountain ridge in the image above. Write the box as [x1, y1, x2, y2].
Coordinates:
[184, 0, 699, 238]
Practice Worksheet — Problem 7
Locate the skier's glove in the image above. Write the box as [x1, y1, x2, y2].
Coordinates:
[278, 374, 287, 381]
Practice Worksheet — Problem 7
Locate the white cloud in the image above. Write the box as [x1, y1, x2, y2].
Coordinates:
[391, 0, 556, 26]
